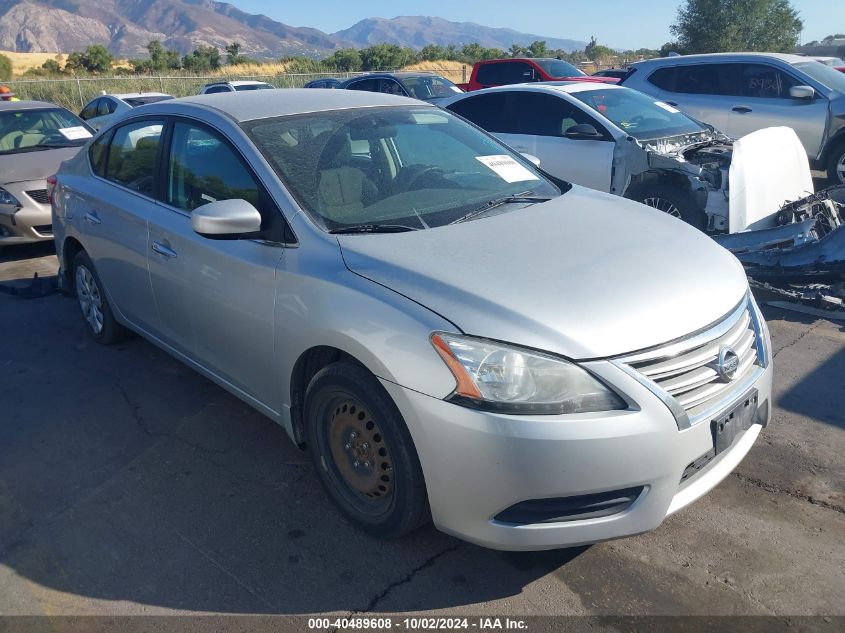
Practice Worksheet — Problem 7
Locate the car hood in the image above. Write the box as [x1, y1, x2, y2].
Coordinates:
[0, 146, 82, 184]
[338, 186, 748, 360]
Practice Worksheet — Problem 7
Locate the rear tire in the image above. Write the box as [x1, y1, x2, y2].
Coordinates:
[826, 141, 845, 186]
[73, 251, 128, 345]
[304, 361, 429, 538]
[627, 184, 707, 231]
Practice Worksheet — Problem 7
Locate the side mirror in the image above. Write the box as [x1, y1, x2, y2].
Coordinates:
[565, 123, 603, 140]
[191, 199, 262, 239]
[520, 152, 541, 167]
[789, 85, 815, 100]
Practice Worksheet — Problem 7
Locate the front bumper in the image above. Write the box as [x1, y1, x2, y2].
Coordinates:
[382, 357, 772, 551]
[0, 181, 52, 245]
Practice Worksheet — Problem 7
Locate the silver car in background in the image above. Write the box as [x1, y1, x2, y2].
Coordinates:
[622, 52, 845, 184]
[0, 101, 92, 246]
[51, 90, 772, 550]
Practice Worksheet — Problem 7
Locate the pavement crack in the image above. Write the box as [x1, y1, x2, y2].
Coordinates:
[356, 542, 463, 613]
[115, 381, 227, 456]
[733, 473, 845, 515]
[772, 321, 824, 359]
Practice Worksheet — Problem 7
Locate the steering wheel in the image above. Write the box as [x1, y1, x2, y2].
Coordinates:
[397, 164, 444, 191]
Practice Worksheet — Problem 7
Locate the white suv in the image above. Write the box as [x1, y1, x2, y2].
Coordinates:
[198, 81, 274, 95]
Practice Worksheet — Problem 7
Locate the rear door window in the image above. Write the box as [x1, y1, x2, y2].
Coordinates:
[97, 98, 115, 116]
[652, 64, 737, 95]
[105, 120, 164, 196]
[347, 79, 378, 92]
[79, 99, 99, 120]
[446, 93, 515, 134]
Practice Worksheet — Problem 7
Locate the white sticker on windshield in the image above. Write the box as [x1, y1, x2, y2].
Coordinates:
[654, 101, 680, 114]
[476, 155, 539, 183]
[59, 126, 93, 140]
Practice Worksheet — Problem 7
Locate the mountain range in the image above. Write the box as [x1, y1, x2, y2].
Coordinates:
[0, 0, 588, 59]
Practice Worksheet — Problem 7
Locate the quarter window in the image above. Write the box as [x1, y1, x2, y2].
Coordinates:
[347, 79, 378, 92]
[88, 131, 112, 177]
[508, 93, 601, 137]
[97, 99, 115, 116]
[105, 120, 164, 196]
[166, 122, 260, 212]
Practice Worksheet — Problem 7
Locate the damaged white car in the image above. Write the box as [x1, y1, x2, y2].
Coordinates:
[443, 83, 743, 231]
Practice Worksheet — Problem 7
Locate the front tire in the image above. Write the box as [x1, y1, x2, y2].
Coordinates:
[304, 361, 429, 538]
[627, 184, 707, 231]
[826, 141, 845, 186]
[73, 251, 128, 344]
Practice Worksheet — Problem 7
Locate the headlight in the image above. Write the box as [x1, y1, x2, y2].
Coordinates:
[431, 333, 626, 414]
[0, 187, 21, 208]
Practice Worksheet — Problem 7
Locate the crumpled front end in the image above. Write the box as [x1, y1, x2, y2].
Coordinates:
[616, 129, 735, 232]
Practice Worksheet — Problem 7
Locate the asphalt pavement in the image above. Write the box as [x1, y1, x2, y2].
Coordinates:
[0, 243, 842, 619]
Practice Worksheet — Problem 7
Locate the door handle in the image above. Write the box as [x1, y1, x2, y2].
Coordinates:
[151, 241, 177, 259]
[83, 211, 101, 225]
[732, 106, 753, 114]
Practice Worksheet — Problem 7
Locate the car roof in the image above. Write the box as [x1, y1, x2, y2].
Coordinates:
[158, 88, 428, 122]
[204, 80, 272, 87]
[632, 52, 811, 67]
[453, 82, 626, 96]
[107, 92, 172, 99]
[0, 100, 68, 111]
[345, 72, 440, 80]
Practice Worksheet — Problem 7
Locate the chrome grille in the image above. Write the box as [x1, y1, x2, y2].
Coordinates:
[614, 296, 767, 429]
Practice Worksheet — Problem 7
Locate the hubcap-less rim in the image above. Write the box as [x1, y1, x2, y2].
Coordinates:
[327, 398, 393, 505]
[75, 265, 104, 335]
[642, 196, 682, 218]
[836, 152, 845, 184]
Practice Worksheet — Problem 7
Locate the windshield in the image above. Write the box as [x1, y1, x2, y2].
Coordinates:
[124, 95, 174, 107]
[533, 59, 586, 78]
[571, 88, 705, 140]
[243, 106, 561, 230]
[794, 61, 845, 93]
[234, 83, 274, 91]
[0, 108, 92, 154]
[402, 76, 463, 100]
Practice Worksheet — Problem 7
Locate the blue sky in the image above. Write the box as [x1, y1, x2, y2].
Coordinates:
[232, 0, 843, 50]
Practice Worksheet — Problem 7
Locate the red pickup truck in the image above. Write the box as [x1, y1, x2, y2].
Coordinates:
[457, 58, 619, 91]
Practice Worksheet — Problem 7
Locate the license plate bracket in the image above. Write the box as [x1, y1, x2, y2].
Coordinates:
[711, 389, 759, 455]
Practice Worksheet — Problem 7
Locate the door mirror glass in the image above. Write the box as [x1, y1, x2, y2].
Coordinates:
[565, 123, 602, 140]
[789, 85, 815, 100]
[191, 199, 262, 239]
[520, 153, 541, 167]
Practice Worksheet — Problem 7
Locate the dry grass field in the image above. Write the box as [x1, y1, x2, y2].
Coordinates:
[401, 60, 467, 82]
[0, 50, 67, 74]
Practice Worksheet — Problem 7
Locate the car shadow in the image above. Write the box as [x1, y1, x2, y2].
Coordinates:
[0, 241, 55, 263]
[0, 290, 588, 614]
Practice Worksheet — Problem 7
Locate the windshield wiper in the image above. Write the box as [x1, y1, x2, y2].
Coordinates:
[329, 224, 420, 234]
[449, 193, 551, 225]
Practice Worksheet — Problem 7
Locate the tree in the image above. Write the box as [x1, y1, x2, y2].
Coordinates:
[41, 58, 62, 74]
[584, 37, 615, 61]
[0, 53, 11, 81]
[659, 41, 683, 57]
[323, 48, 362, 71]
[81, 45, 113, 73]
[183, 46, 221, 72]
[226, 42, 244, 65]
[527, 40, 548, 58]
[419, 44, 447, 61]
[671, 0, 802, 54]
[509, 43, 529, 58]
[358, 44, 417, 71]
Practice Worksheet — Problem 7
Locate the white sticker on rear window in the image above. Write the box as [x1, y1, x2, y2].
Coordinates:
[59, 126, 93, 140]
[476, 155, 539, 183]
[654, 101, 680, 114]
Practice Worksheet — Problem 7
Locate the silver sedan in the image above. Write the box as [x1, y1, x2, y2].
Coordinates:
[52, 90, 772, 550]
[0, 101, 92, 246]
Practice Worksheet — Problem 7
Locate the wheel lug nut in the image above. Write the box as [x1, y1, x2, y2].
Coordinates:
[350, 431, 358, 439]
[353, 460, 360, 467]
[361, 442, 369, 449]
[344, 443, 352, 450]
[363, 461, 371, 468]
